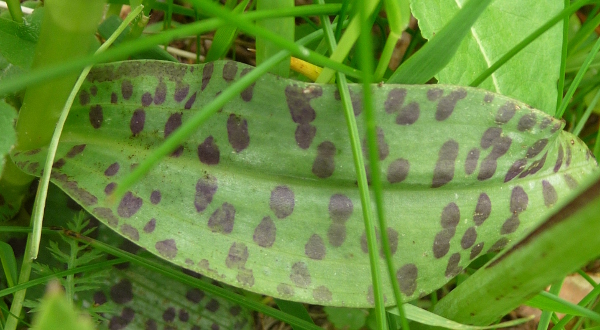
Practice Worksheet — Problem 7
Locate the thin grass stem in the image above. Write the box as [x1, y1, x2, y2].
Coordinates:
[556, 0, 570, 112]
[573, 88, 600, 136]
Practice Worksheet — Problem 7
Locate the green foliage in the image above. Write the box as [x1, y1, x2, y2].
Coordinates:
[1, 0, 600, 329]
[30, 282, 95, 330]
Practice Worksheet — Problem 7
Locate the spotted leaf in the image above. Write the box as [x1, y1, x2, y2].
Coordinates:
[12, 60, 598, 307]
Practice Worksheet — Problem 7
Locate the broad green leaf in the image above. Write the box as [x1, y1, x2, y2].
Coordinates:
[324, 306, 368, 330]
[410, 0, 563, 114]
[12, 60, 598, 307]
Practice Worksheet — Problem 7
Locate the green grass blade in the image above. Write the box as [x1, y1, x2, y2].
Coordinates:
[315, 0, 379, 83]
[387, 0, 492, 84]
[567, 8, 600, 54]
[191, 0, 359, 78]
[527, 290, 600, 321]
[0, 241, 18, 287]
[573, 87, 600, 136]
[5, 0, 24, 22]
[556, 33, 600, 119]
[550, 274, 600, 329]
[537, 279, 563, 330]
[0, 4, 342, 97]
[205, 0, 250, 62]
[255, 0, 294, 77]
[388, 304, 534, 329]
[432, 172, 600, 325]
[374, 0, 409, 81]
[556, 0, 570, 113]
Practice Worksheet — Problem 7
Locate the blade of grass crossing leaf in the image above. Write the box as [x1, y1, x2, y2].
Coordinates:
[0, 4, 343, 97]
[387, 304, 534, 329]
[5, 7, 144, 330]
[5, 0, 24, 22]
[527, 290, 600, 321]
[334, 0, 350, 41]
[205, 0, 250, 62]
[0, 241, 18, 287]
[190, 0, 359, 78]
[357, 0, 388, 328]
[255, 0, 294, 77]
[373, 0, 409, 81]
[557, 31, 600, 118]
[573, 87, 600, 136]
[536, 280, 564, 330]
[432, 172, 600, 325]
[567, 7, 600, 54]
[551, 276, 600, 329]
[275, 299, 315, 329]
[315, 0, 379, 83]
[111, 19, 340, 203]
[387, 0, 492, 84]
[470, 0, 595, 89]
[316, 5, 397, 328]
[557, 0, 570, 112]
[164, 0, 173, 48]
[66, 232, 324, 330]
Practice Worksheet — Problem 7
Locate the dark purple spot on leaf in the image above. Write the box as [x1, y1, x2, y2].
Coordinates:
[206, 299, 220, 312]
[542, 180, 558, 207]
[117, 192, 143, 218]
[226, 242, 249, 269]
[111, 92, 118, 104]
[66, 144, 86, 158]
[253, 216, 276, 247]
[164, 113, 182, 138]
[396, 102, 420, 125]
[504, 158, 527, 182]
[470, 242, 484, 260]
[144, 218, 156, 233]
[202, 62, 214, 90]
[327, 223, 346, 247]
[473, 193, 491, 226]
[329, 194, 353, 223]
[435, 88, 466, 121]
[427, 88, 443, 101]
[432, 139, 459, 188]
[305, 234, 326, 260]
[445, 253, 462, 277]
[154, 80, 167, 104]
[495, 101, 517, 124]
[227, 114, 250, 152]
[89, 105, 103, 129]
[295, 124, 316, 149]
[110, 280, 133, 304]
[461, 227, 477, 249]
[121, 80, 133, 100]
[223, 62, 238, 82]
[163, 307, 176, 322]
[94, 207, 119, 227]
[186, 288, 205, 303]
[465, 148, 479, 175]
[270, 186, 294, 219]
[198, 136, 220, 165]
[501, 214, 520, 234]
[174, 84, 190, 102]
[195, 175, 218, 212]
[433, 228, 455, 258]
[155, 239, 178, 259]
[141, 92, 152, 107]
[387, 158, 410, 183]
[441, 202, 460, 228]
[130, 109, 145, 135]
[518, 113, 536, 131]
[510, 186, 528, 214]
[208, 203, 235, 234]
[527, 139, 548, 158]
[290, 262, 311, 288]
[105, 162, 120, 176]
[564, 174, 578, 189]
[312, 141, 336, 178]
[396, 263, 418, 296]
[285, 85, 321, 124]
[313, 286, 332, 302]
[384, 88, 406, 113]
[185, 92, 197, 109]
[240, 68, 255, 101]
[105, 182, 117, 195]
[484, 93, 494, 103]
[79, 90, 90, 105]
[481, 127, 502, 149]
[150, 190, 161, 204]
[120, 224, 139, 241]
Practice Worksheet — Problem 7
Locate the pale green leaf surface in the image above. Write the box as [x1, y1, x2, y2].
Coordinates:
[411, 0, 563, 114]
[12, 60, 597, 307]
[31, 282, 95, 330]
[324, 306, 367, 330]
